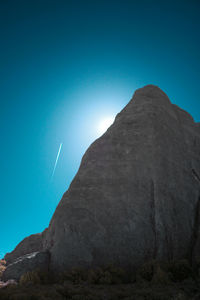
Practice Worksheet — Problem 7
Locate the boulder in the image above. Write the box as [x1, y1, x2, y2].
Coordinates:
[2, 251, 50, 282]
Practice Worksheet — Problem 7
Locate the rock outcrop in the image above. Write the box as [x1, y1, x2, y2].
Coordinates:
[5, 230, 47, 265]
[2, 251, 50, 282]
[4, 85, 200, 279]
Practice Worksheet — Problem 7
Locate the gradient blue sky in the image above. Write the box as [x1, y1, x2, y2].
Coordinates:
[0, 0, 199, 258]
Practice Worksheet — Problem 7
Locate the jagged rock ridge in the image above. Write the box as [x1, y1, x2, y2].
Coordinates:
[3, 85, 200, 280]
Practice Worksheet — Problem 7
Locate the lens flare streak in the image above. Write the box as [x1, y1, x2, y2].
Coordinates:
[51, 143, 63, 180]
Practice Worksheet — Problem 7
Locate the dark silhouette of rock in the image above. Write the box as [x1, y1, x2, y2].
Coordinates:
[4, 85, 200, 279]
[2, 251, 50, 281]
[5, 230, 47, 265]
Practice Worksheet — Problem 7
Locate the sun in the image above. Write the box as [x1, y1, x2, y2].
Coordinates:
[97, 116, 115, 136]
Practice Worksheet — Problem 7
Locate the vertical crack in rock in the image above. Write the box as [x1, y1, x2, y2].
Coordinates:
[150, 180, 157, 259]
[192, 169, 200, 183]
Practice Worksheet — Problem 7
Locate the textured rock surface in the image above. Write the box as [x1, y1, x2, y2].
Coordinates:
[42, 85, 200, 271]
[2, 251, 50, 281]
[5, 85, 200, 276]
[5, 230, 47, 265]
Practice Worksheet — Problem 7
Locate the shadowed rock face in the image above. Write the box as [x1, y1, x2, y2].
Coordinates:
[42, 85, 200, 271]
[2, 251, 50, 281]
[4, 85, 200, 277]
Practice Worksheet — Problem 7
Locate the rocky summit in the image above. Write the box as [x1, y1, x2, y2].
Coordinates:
[3, 85, 200, 280]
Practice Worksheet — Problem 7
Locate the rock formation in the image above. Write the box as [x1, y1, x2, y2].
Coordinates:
[3, 85, 200, 280]
[2, 252, 50, 282]
[4, 231, 46, 265]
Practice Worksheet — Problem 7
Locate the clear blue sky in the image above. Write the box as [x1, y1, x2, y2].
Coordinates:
[0, 0, 199, 258]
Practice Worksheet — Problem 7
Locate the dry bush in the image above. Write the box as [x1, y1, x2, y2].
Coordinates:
[60, 265, 126, 285]
[0, 259, 6, 279]
[137, 259, 193, 284]
[61, 267, 88, 284]
[88, 265, 125, 285]
[19, 270, 53, 286]
[88, 267, 113, 284]
[19, 270, 41, 285]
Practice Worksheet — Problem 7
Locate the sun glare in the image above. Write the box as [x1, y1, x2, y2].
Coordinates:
[97, 117, 115, 136]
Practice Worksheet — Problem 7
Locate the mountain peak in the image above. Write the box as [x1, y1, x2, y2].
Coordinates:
[3, 85, 200, 280]
[133, 84, 171, 104]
